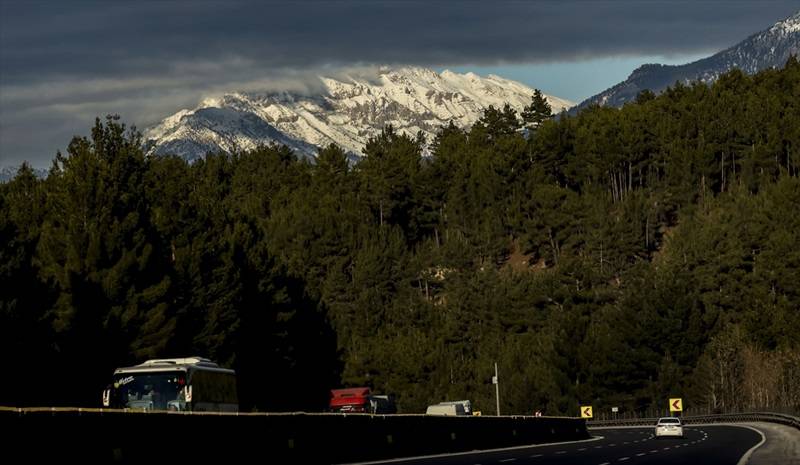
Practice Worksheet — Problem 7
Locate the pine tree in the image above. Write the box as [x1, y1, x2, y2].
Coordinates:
[0, 164, 54, 405]
[36, 116, 174, 404]
[521, 89, 553, 132]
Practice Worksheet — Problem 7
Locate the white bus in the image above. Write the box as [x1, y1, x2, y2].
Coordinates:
[102, 357, 238, 412]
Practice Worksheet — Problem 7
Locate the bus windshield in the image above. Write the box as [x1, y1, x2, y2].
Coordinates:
[112, 371, 186, 410]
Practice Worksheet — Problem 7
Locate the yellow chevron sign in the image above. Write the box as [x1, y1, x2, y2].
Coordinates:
[669, 398, 683, 412]
[580, 406, 593, 418]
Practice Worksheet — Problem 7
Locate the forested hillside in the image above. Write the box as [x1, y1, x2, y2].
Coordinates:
[2, 59, 799, 415]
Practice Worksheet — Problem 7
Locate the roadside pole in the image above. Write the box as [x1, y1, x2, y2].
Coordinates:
[493, 362, 500, 416]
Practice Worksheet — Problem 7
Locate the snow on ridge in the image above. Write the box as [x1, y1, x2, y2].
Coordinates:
[146, 66, 574, 161]
[145, 109, 193, 140]
[770, 10, 800, 34]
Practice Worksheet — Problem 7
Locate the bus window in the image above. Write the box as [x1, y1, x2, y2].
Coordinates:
[111, 372, 187, 410]
[188, 370, 238, 410]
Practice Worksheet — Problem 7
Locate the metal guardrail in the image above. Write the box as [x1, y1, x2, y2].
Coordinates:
[0, 406, 570, 419]
[2, 406, 797, 429]
[587, 412, 800, 430]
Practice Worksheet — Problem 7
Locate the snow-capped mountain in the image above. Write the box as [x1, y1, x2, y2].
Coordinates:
[575, 10, 800, 111]
[145, 67, 573, 161]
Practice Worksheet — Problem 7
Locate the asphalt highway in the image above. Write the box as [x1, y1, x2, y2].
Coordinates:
[363, 425, 763, 465]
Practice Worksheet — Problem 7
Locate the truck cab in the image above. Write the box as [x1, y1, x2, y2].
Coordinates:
[330, 387, 372, 413]
[329, 388, 397, 414]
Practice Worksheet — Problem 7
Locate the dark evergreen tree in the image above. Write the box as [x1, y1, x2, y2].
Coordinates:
[0, 164, 54, 405]
[521, 88, 553, 131]
[36, 116, 174, 405]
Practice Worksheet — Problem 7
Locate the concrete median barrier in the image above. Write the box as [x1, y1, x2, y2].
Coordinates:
[1, 407, 589, 463]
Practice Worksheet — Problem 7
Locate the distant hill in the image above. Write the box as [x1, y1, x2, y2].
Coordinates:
[574, 10, 800, 111]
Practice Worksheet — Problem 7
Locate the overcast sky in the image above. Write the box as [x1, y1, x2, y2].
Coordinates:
[1, 0, 798, 168]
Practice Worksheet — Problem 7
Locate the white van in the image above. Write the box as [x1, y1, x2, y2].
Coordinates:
[426, 402, 467, 416]
[436, 400, 472, 415]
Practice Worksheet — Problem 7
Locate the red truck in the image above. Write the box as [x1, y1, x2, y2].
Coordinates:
[329, 387, 396, 414]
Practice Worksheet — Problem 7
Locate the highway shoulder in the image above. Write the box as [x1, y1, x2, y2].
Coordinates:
[741, 422, 800, 465]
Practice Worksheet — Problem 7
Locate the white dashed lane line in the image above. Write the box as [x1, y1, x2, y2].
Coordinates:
[498, 459, 516, 463]
[572, 428, 701, 464]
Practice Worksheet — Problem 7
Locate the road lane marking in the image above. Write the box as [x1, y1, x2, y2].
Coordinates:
[599, 462, 610, 465]
[618, 458, 629, 462]
[499, 459, 516, 463]
[555, 451, 566, 455]
[636, 453, 646, 457]
[530, 454, 542, 458]
[649, 450, 658, 453]
[578, 448, 587, 451]
[351, 433, 605, 465]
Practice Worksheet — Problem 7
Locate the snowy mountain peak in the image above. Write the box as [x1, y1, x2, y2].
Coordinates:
[145, 67, 573, 162]
[770, 10, 800, 35]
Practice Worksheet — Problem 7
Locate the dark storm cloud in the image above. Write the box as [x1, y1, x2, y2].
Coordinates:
[3, 1, 798, 83]
[1, 0, 798, 166]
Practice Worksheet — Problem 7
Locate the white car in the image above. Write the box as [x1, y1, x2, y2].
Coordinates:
[655, 417, 684, 438]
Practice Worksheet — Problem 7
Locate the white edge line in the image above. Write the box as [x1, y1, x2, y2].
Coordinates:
[343, 435, 606, 465]
[735, 425, 767, 465]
